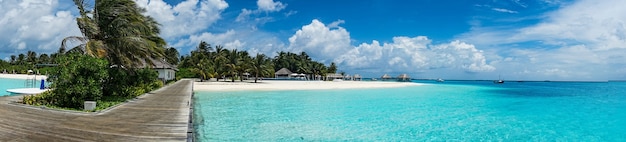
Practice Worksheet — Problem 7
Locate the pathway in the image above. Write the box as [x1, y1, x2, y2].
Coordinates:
[0, 79, 193, 141]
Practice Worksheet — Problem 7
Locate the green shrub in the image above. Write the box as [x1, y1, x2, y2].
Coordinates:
[47, 54, 109, 109]
[176, 68, 195, 79]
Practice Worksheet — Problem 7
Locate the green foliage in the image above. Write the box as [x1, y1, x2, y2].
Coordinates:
[104, 68, 160, 98]
[176, 68, 196, 80]
[48, 54, 109, 108]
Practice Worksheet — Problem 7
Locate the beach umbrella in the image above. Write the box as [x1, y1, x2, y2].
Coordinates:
[40, 79, 45, 90]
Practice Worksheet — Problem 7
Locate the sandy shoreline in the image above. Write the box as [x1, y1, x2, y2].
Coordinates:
[193, 80, 423, 91]
[0, 74, 48, 80]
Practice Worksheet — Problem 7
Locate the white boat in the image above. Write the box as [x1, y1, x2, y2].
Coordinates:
[436, 78, 444, 82]
[494, 75, 504, 84]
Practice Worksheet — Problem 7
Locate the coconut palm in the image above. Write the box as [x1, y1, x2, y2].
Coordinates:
[61, 0, 166, 68]
[237, 50, 251, 82]
[17, 54, 25, 65]
[38, 54, 50, 64]
[164, 47, 179, 65]
[26, 51, 37, 65]
[224, 49, 240, 82]
[9, 55, 16, 64]
[250, 53, 273, 83]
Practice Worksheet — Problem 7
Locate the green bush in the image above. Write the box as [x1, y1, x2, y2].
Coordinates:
[47, 54, 109, 109]
[176, 68, 195, 79]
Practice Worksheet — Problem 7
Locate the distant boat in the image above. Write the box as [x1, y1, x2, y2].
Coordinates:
[494, 75, 504, 84]
[436, 78, 444, 82]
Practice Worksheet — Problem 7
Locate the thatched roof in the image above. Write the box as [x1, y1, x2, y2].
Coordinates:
[381, 74, 391, 79]
[275, 68, 293, 75]
[327, 73, 343, 78]
[397, 74, 410, 79]
[138, 58, 178, 71]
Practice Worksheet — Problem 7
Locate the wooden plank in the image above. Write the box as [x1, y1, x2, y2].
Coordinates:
[0, 79, 193, 141]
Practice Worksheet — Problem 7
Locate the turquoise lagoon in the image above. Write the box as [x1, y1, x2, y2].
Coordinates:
[193, 81, 626, 141]
[0, 78, 44, 96]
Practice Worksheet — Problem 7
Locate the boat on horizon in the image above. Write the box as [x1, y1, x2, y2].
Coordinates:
[436, 78, 444, 82]
[494, 75, 504, 84]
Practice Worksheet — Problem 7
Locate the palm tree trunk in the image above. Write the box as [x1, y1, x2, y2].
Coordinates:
[254, 73, 258, 83]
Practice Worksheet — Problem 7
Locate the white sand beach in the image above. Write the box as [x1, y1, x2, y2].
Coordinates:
[0, 74, 48, 80]
[193, 80, 423, 91]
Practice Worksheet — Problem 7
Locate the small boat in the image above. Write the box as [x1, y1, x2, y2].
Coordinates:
[436, 78, 444, 82]
[494, 75, 504, 84]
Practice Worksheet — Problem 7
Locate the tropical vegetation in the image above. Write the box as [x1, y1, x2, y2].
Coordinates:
[17, 0, 167, 111]
[178, 41, 338, 82]
[7, 0, 339, 111]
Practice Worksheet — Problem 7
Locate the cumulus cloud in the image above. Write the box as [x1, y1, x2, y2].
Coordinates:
[171, 30, 243, 49]
[288, 19, 495, 74]
[288, 19, 352, 61]
[0, 0, 81, 57]
[257, 0, 286, 12]
[458, 0, 626, 80]
[235, 0, 288, 22]
[135, 0, 229, 39]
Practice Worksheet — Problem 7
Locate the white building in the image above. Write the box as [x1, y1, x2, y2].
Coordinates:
[140, 59, 178, 82]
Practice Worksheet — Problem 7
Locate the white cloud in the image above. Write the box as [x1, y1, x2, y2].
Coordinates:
[257, 0, 286, 12]
[492, 8, 518, 14]
[288, 19, 352, 61]
[135, 0, 229, 39]
[288, 19, 495, 74]
[172, 30, 242, 49]
[235, 0, 287, 23]
[0, 0, 80, 56]
[458, 0, 626, 80]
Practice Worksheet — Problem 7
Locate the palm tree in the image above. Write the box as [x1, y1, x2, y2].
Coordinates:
[17, 54, 25, 65]
[164, 47, 179, 65]
[311, 62, 326, 80]
[251, 53, 273, 83]
[9, 55, 16, 64]
[26, 51, 37, 65]
[328, 62, 338, 73]
[61, 0, 166, 68]
[38, 54, 50, 64]
[237, 50, 251, 82]
[224, 49, 239, 82]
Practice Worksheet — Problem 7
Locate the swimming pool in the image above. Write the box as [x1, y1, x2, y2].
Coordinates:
[0, 78, 44, 96]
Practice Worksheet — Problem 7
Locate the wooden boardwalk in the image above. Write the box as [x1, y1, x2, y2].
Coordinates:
[0, 79, 193, 141]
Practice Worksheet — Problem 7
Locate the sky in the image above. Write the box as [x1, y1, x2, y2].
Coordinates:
[1, 0, 626, 81]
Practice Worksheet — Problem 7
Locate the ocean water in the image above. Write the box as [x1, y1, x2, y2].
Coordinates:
[0, 78, 44, 96]
[193, 81, 626, 141]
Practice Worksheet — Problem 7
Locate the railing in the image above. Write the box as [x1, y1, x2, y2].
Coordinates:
[24, 77, 37, 88]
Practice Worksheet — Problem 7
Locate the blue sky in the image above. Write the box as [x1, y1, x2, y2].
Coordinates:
[1, 0, 626, 81]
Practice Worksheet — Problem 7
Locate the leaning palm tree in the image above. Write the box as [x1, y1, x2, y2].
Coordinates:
[250, 53, 273, 83]
[61, 0, 165, 68]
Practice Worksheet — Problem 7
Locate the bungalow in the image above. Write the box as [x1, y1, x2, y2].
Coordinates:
[275, 68, 293, 79]
[139, 59, 178, 82]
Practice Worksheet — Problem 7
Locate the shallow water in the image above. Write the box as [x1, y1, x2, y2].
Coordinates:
[193, 81, 626, 141]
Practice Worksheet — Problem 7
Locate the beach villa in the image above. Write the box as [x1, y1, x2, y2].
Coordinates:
[140, 59, 178, 82]
[275, 68, 293, 79]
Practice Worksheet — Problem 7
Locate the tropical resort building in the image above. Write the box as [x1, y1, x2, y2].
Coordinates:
[353, 74, 362, 81]
[140, 59, 178, 82]
[326, 73, 344, 81]
[397, 74, 411, 82]
[381, 74, 392, 81]
[274, 68, 293, 79]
